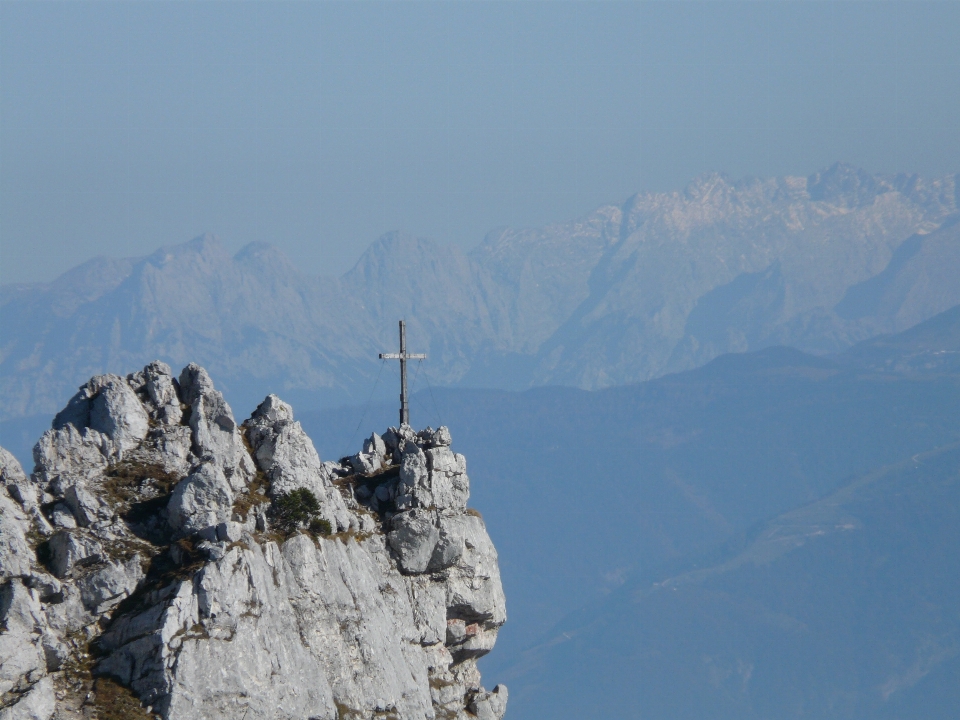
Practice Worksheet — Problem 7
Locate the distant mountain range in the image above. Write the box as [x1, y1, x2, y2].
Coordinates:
[2, 163, 958, 422]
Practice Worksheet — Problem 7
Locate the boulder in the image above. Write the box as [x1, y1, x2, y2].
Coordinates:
[383, 424, 416, 461]
[179, 364, 254, 490]
[349, 451, 380, 476]
[0, 486, 34, 579]
[140, 361, 183, 424]
[469, 685, 509, 720]
[48, 504, 76, 529]
[32, 425, 107, 485]
[0, 447, 28, 487]
[166, 462, 234, 536]
[417, 426, 453, 448]
[77, 556, 143, 614]
[88, 377, 150, 453]
[216, 521, 244, 543]
[429, 515, 466, 571]
[426, 446, 470, 511]
[444, 514, 507, 627]
[363, 432, 387, 459]
[249, 393, 293, 425]
[0, 674, 56, 720]
[1, 579, 44, 634]
[387, 509, 440, 574]
[46, 531, 103, 578]
[50, 374, 149, 456]
[63, 480, 110, 527]
[397, 442, 430, 506]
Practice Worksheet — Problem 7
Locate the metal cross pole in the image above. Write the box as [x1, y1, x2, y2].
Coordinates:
[379, 320, 427, 426]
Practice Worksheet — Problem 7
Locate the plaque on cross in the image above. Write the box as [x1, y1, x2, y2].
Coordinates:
[379, 320, 427, 426]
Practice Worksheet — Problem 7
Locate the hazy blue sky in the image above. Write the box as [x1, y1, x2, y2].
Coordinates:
[1, 1, 958, 284]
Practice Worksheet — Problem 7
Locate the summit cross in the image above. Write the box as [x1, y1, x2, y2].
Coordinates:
[379, 320, 427, 426]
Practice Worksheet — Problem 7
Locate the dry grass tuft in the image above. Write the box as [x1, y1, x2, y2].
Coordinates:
[232, 468, 271, 521]
[92, 677, 157, 720]
[103, 461, 180, 508]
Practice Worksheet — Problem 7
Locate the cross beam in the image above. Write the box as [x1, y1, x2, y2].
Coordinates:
[379, 320, 426, 426]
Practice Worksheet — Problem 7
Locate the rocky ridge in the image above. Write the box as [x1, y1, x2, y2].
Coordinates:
[0, 362, 506, 720]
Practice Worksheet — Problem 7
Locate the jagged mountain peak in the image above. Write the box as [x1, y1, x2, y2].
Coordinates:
[232, 241, 308, 285]
[0, 361, 507, 720]
[233, 239, 283, 262]
[680, 170, 738, 201]
[140, 232, 234, 273]
[806, 161, 882, 206]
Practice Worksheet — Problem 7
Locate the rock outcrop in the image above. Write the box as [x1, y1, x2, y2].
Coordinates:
[0, 363, 507, 720]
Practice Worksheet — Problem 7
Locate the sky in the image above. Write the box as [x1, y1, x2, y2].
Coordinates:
[1, 1, 958, 285]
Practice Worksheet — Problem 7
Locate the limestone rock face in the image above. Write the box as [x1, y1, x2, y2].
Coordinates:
[0, 481, 34, 579]
[245, 394, 353, 534]
[388, 509, 441, 574]
[178, 363, 255, 491]
[51, 374, 150, 458]
[165, 462, 234, 537]
[0, 363, 506, 720]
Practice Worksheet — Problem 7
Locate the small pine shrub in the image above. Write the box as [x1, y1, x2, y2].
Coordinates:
[271, 488, 324, 536]
[309, 517, 333, 537]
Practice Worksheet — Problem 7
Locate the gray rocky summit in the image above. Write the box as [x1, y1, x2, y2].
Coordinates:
[0, 362, 506, 720]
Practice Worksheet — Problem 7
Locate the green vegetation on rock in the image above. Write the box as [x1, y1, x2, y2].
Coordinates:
[271, 488, 330, 537]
